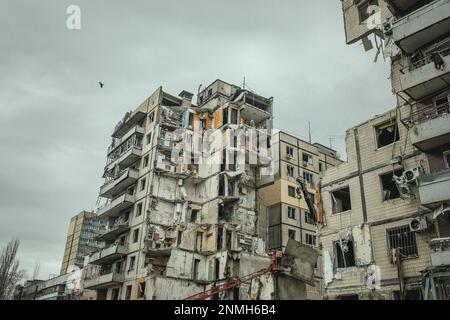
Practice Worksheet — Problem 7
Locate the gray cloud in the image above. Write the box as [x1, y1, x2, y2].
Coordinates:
[0, 0, 395, 278]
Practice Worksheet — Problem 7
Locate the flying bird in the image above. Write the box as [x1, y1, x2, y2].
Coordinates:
[99, 81, 104, 88]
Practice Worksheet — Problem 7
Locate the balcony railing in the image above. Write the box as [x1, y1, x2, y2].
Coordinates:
[406, 101, 450, 150]
[96, 221, 130, 242]
[387, 0, 450, 53]
[88, 244, 128, 265]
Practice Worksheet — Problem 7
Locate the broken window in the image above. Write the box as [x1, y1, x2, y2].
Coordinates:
[217, 227, 223, 250]
[226, 230, 232, 250]
[142, 155, 149, 168]
[387, 226, 418, 258]
[381, 170, 403, 201]
[137, 282, 146, 299]
[190, 209, 199, 223]
[222, 108, 228, 126]
[444, 150, 450, 168]
[306, 233, 317, 247]
[334, 240, 356, 268]
[132, 228, 139, 243]
[288, 229, 296, 240]
[230, 108, 238, 125]
[111, 288, 120, 300]
[376, 121, 399, 148]
[125, 285, 132, 300]
[303, 171, 314, 187]
[149, 111, 155, 123]
[228, 180, 236, 197]
[193, 259, 200, 281]
[305, 211, 316, 225]
[393, 289, 422, 300]
[288, 206, 296, 219]
[302, 153, 313, 166]
[140, 178, 146, 191]
[286, 146, 294, 159]
[331, 187, 351, 214]
[128, 256, 136, 271]
[358, 0, 379, 23]
[288, 186, 296, 198]
[136, 202, 143, 217]
[146, 133, 152, 145]
[195, 232, 203, 252]
[287, 165, 294, 177]
[177, 230, 183, 247]
[268, 225, 282, 250]
[219, 204, 234, 223]
[214, 258, 220, 281]
[319, 162, 323, 172]
[218, 174, 225, 196]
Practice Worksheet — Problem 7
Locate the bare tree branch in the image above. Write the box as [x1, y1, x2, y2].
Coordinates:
[0, 238, 24, 300]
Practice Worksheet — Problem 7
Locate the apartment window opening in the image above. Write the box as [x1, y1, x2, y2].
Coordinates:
[288, 186, 296, 198]
[334, 240, 356, 268]
[136, 202, 143, 217]
[195, 232, 203, 252]
[387, 226, 418, 259]
[146, 133, 152, 145]
[376, 122, 399, 148]
[193, 259, 201, 281]
[331, 187, 351, 214]
[288, 207, 296, 219]
[137, 282, 146, 299]
[306, 234, 317, 247]
[128, 256, 136, 272]
[177, 230, 183, 247]
[286, 146, 294, 159]
[190, 209, 199, 223]
[381, 170, 403, 201]
[132, 228, 139, 243]
[305, 211, 316, 224]
[288, 229, 296, 240]
[358, 0, 379, 23]
[124, 285, 132, 300]
[302, 153, 313, 166]
[140, 178, 146, 191]
[287, 165, 294, 177]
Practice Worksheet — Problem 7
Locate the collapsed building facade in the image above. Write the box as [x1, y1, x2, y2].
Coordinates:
[84, 79, 286, 300]
[317, 0, 450, 299]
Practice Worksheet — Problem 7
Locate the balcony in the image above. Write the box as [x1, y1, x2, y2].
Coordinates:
[107, 126, 144, 155]
[104, 145, 142, 173]
[400, 51, 450, 100]
[386, 0, 428, 14]
[99, 168, 139, 199]
[97, 194, 135, 219]
[84, 272, 125, 290]
[418, 169, 450, 206]
[430, 237, 450, 267]
[112, 111, 146, 139]
[88, 244, 127, 265]
[409, 103, 450, 150]
[388, 0, 450, 54]
[239, 103, 272, 124]
[96, 223, 130, 242]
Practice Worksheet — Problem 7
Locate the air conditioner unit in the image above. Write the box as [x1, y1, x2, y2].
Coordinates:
[403, 166, 421, 183]
[409, 217, 429, 232]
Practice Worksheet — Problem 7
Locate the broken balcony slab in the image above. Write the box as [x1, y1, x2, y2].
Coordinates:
[97, 194, 135, 219]
[417, 168, 450, 206]
[88, 244, 128, 265]
[99, 168, 139, 199]
[96, 223, 130, 242]
[112, 111, 147, 139]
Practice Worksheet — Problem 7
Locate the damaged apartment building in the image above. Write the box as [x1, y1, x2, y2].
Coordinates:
[317, 0, 450, 299]
[258, 131, 342, 298]
[84, 79, 281, 300]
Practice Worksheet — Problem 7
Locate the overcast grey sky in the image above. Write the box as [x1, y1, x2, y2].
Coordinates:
[0, 0, 394, 279]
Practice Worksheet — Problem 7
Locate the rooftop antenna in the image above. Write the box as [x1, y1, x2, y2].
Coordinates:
[243, 77, 246, 90]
